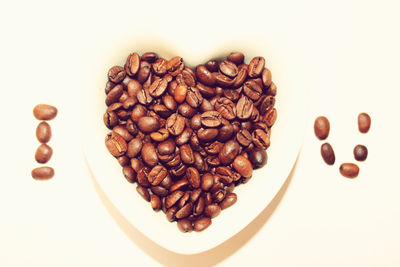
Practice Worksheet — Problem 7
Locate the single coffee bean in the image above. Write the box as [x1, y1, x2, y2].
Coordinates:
[127, 79, 142, 97]
[204, 204, 221, 218]
[31, 166, 54, 180]
[263, 108, 277, 127]
[227, 52, 244, 65]
[196, 65, 216, 86]
[190, 188, 202, 203]
[248, 148, 268, 169]
[117, 156, 130, 167]
[219, 140, 240, 165]
[236, 95, 254, 119]
[200, 111, 222, 128]
[136, 166, 151, 187]
[166, 206, 179, 222]
[321, 143, 335, 165]
[137, 87, 153, 105]
[243, 80, 262, 101]
[236, 129, 253, 147]
[339, 163, 359, 178]
[130, 104, 147, 123]
[137, 61, 151, 83]
[214, 72, 235, 87]
[197, 128, 219, 142]
[160, 175, 173, 189]
[166, 56, 184, 76]
[141, 143, 158, 167]
[248, 56, 265, 78]
[252, 129, 270, 149]
[166, 113, 185, 136]
[175, 128, 193, 146]
[204, 141, 223, 155]
[150, 128, 170, 142]
[186, 86, 203, 108]
[180, 144, 195, 165]
[215, 97, 236, 120]
[153, 104, 172, 118]
[219, 60, 238, 78]
[262, 68, 272, 88]
[136, 185, 150, 201]
[197, 83, 216, 98]
[157, 139, 176, 155]
[141, 52, 158, 63]
[186, 167, 201, 188]
[150, 186, 169, 197]
[36, 121, 52, 143]
[152, 58, 167, 76]
[353, 145, 368, 161]
[177, 219, 193, 233]
[148, 165, 168, 186]
[122, 166, 136, 183]
[125, 53, 140, 77]
[217, 124, 234, 142]
[193, 197, 205, 216]
[112, 125, 133, 142]
[314, 116, 330, 140]
[178, 103, 196, 118]
[358, 112, 371, 133]
[169, 179, 189, 192]
[108, 65, 126, 83]
[35, 143, 53, 164]
[201, 173, 214, 191]
[149, 77, 169, 97]
[175, 202, 193, 219]
[220, 192, 237, 210]
[233, 155, 253, 178]
[33, 104, 58, 121]
[162, 94, 177, 111]
[105, 80, 115, 94]
[166, 190, 184, 208]
[126, 138, 143, 158]
[150, 195, 162, 211]
[178, 192, 190, 208]
[137, 116, 160, 133]
[105, 132, 127, 157]
[205, 60, 219, 72]
[259, 95, 275, 115]
[194, 217, 212, 232]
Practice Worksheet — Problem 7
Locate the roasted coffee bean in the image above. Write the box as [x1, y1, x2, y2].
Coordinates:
[204, 141, 223, 155]
[219, 140, 240, 165]
[215, 166, 233, 184]
[227, 52, 244, 65]
[321, 143, 335, 165]
[186, 167, 201, 188]
[196, 65, 216, 86]
[248, 57, 265, 78]
[217, 124, 234, 142]
[31, 166, 54, 180]
[203, 192, 213, 205]
[194, 217, 212, 232]
[178, 103, 196, 118]
[233, 155, 253, 178]
[190, 188, 202, 203]
[194, 197, 205, 216]
[157, 139, 176, 155]
[358, 113, 371, 133]
[177, 68, 196, 87]
[137, 87, 153, 105]
[206, 155, 221, 167]
[169, 179, 189, 192]
[35, 143, 53, 164]
[353, 145, 368, 161]
[236, 129, 253, 147]
[165, 153, 181, 167]
[127, 79, 142, 97]
[149, 77, 168, 97]
[108, 65, 126, 83]
[153, 104, 171, 118]
[160, 175, 173, 189]
[33, 104, 58, 121]
[173, 84, 187, 104]
[105, 80, 115, 94]
[126, 138, 142, 158]
[117, 156, 130, 167]
[150, 128, 170, 142]
[141, 143, 158, 167]
[339, 163, 359, 178]
[314, 116, 330, 140]
[142, 52, 158, 63]
[241, 121, 252, 131]
[220, 192, 237, 210]
[137, 116, 160, 133]
[122, 166, 136, 183]
[205, 60, 219, 72]
[200, 111, 222, 127]
[212, 189, 225, 203]
[259, 95, 275, 115]
[219, 60, 238, 78]
[214, 72, 234, 87]
[186, 86, 203, 108]
[215, 97, 236, 120]
[148, 165, 168, 186]
[248, 148, 268, 169]
[36, 121, 52, 143]
[166, 113, 185, 136]
[137, 61, 151, 83]
[166, 206, 178, 222]
[243, 80, 262, 100]
[105, 132, 127, 157]
[137, 167, 151, 187]
[175, 203, 193, 219]
[236, 95, 254, 119]
[200, 99, 214, 112]
[136, 185, 150, 201]
[175, 128, 193, 146]
[171, 163, 187, 177]
[151, 186, 169, 197]
[112, 125, 133, 142]
[197, 128, 219, 142]
[125, 53, 140, 77]
[167, 56, 184, 76]
[163, 94, 177, 111]
[178, 192, 190, 208]
[180, 144, 195, 165]
[263, 108, 277, 127]
[166, 190, 184, 208]
[151, 195, 162, 211]
[194, 152, 208, 173]
[204, 204, 221, 218]
[252, 129, 270, 149]
[130, 158, 144, 173]
[177, 219, 193, 233]
[130, 104, 147, 123]
[152, 58, 167, 76]
[201, 173, 214, 191]
[262, 68, 272, 88]
[197, 83, 216, 98]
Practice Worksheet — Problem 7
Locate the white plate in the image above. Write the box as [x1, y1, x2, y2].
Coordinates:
[82, 35, 307, 254]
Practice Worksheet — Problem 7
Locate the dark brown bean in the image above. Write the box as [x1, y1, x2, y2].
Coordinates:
[219, 60, 238, 78]
[248, 148, 268, 169]
[227, 52, 244, 65]
[215, 97, 236, 120]
[142, 52, 158, 63]
[236, 95, 254, 119]
[178, 103, 196, 118]
[262, 68, 272, 87]
[200, 111, 222, 128]
[137, 116, 160, 133]
[358, 113, 371, 133]
[196, 65, 216, 86]
[197, 83, 216, 98]
[243, 80, 262, 101]
[105, 132, 127, 157]
[141, 143, 158, 167]
[248, 57, 265, 78]
[175, 203, 193, 219]
[149, 77, 169, 97]
[33, 104, 58, 121]
[166, 206, 179, 222]
[117, 156, 130, 167]
[166, 190, 184, 208]
[186, 86, 203, 108]
[233, 155, 253, 178]
[148, 165, 168, 186]
[169, 179, 189, 192]
[236, 129, 253, 147]
[136, 185, 150, 201]
[166, 113, 185, 136]
[201, 173, 214, 191]
[220, 192, 237, 210]
[152, 58, 167, 76]
[35, 144, 53, 164]
[167, 56, 184, 76]
[137, 87, 153, 105]
[214, 72, 234, 87]
[157, 138, 176, 155]
[112, 125, 133, 142]
[36, 122, 52, 143]
[180, 144, 195, 165]
[204, 204, 221, 218]
[125, 53, 140, 77]
[314, 116, 330, 140]
[151, 186, 169, 197]
[205, 60, 219, 72]
[31, 166, 54, 180]
[186, 167, 201, 188]
[219, 140, 240, 165]
[122, 166, 136, 183]
[136, 167, 151, 187]
[353, 145, 368, 161]
[108, 65, 126, 83]
[177, 219, 193, 233]
[321, 143, 335, 165]
[252, 129, 270, 149]
[137, 61, 151, 83]
[151, 195, 162, 211]
[339, 163, 359, 178]
[175, 128, 193, 146]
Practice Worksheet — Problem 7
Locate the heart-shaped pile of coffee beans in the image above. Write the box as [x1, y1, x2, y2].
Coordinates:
[103, 51, 277, 232]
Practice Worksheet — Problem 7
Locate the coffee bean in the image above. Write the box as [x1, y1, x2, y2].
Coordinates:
[186, 167, 201, 188]
[197, 83, 216, 98]
[262, 68, 272, 88]
[175, 202, 193, 219]
[137, 87, 153, 105]
[259, 95, 275, 115]
[137, 116, 160, 133]
[151, 186, 169, 197]
[233, 155, 253, 178]
[263, 108, 277, 127]
[148, 165, 168, 186]
[105, 80, 115, 94]
[108, 65, 126, 83]
[149, 77, 169, 97]
[167, 56, 184, 76]
[248, 148, 267, 169]
[186, 86, 203, 108]
[31, 166, 54, 180]
[137, 61, 151, 83]
[227, 52, 244, 65]
[141, 143, 158, 167]
[177, 219, 193, 233]
[136, 185, 150, 201]
[197, 128, 219, 142]
[126, 138, 142, 158]
[157, 139, 176, 155]
[180, 144, 195, 165]
[219, 140, 240, 165]
[142, 52, 158, 63]
[215, 166, 234, 184]
[200, 111, 222, 128]
[248, 57, 265, 78]
[204, 204, 221, 218]
[122, 166, 136, 183]
[33, 104, 58, 121]
[152, 58, 167, 75]
[252, 129, 270, 149]
[236, 95, 254, 119]
[354, 145, 368, 161]
[178, 103, 196, 118]
[314, 116, 330, 140]
[36, 122, 52, 143]
[150, 195, 162, 211]
[201, 173, 214, 191]
[243, 80, 262, 100]
[117, 156, 130, 167]
[321, 143, 335, 165]
[169, 179, 189, 192]
[214, 72, 234, 87]
[112, 125, 133, 142]
[196, 65, 216, 86]
[339, 163, 359, 178]
[105, 132, 127, 157]
[205, 60, 219, 72]
[35, 143, 53, 164]
[194, 217, 212, 232]
[220, 192, 237, 210]
[219, 60, 238, 78]
[358, 113, 371, 133]
[175, 128, 193, 146]
[217, 124, 234, 142]
[166, 113, 185, 136]
[215, 97, 236, 120]
[137, 166, 151, 187]
[125, 53, 140, 77]
[236, 129, 252, 147]
[166, 206, 178, 222]
[166, 190, 184, 208]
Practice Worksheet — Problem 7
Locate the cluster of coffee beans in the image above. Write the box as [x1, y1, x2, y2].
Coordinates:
[103, 51, 277, 232]
[314, 112, 370, 178]
[32, 104, 57, 180]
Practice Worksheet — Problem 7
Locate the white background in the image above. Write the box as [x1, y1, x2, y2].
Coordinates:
[1, 0, 400, 266]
